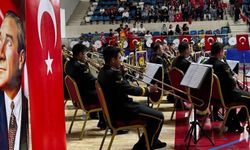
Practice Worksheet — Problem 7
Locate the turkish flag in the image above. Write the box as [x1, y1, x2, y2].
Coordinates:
[205, 35, 217, 51]
[153, 36, 163, 43]
[236, 34, 250, 51]
[179, 35, 191, 43]
[129, 37, 141, 51]
[26, 0, 66, 150]
[174, 13, 182, 22]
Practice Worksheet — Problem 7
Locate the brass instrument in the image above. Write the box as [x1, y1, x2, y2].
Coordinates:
[80, 51, 204, 106]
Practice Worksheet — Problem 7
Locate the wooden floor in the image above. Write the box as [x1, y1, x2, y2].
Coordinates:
[65, 96, 175, 150]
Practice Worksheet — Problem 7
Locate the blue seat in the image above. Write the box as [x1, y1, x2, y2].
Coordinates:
[221, 27, 230, 34]
[190, 30, 197, 35]
[205, 30, 212, 34]
[198, 30, 204, 35]
[213, 29, 221, 35]
[153, 31, 160, 36]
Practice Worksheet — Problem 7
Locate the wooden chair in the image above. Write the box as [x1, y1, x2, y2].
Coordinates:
[65, 75, 102, 140]
[168, 67, 191, 120]
[212, 74, 250, 134]
[95, 81, 150, 150]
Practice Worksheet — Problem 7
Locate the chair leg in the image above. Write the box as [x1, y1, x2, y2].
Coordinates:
[143, 127, 150, 150]
[99, 127, 109, 150]
[220, 109, 230, 135]
[108, 131, 116, 150]
[80, 112, 89, 140]
[68, 109, 78, 134]
[170, 100, 177, 120]
[137, 128, 140, 139]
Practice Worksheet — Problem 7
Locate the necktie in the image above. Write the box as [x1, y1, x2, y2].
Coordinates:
[8, 101, 17, 150]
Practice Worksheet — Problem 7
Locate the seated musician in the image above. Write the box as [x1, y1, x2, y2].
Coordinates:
[172, 42, 192, 73]
[65, 43, 106, 129]
[204, 42, 250, 132]
[150, 43, 174, 102]
[98, 46, 167, 150]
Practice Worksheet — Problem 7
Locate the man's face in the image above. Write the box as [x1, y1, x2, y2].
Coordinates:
[112, 52, 121, 69]
[0, 17, 24, 89]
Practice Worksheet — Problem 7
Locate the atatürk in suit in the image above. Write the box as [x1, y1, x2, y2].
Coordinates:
[0, 90, 28, 150]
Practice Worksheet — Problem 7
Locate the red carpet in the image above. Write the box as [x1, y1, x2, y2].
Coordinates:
[174, 110, 250, 149]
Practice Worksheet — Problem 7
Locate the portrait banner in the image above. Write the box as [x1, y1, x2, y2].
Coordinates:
[26, 0, 66, 150]
[0, 1, 28, 150]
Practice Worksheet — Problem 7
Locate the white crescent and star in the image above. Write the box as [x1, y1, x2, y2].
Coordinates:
[239, 36, 246, 45]
[207, 37, 215, 45]
[182, 38, 189, 42]
[155, 39, 161, 43]
[38, 0, 57, 75]
[0, 9, 4, 21]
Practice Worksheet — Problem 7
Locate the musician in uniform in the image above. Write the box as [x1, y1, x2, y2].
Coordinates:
[149, 43, 174, 102]
[204, 42, 250, 132]
[65, 43, 106, 129]
[172, 42, 192, 73]
[98, 46, 167, 150]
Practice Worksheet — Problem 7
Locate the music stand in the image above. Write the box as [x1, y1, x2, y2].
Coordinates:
[181, 63, 215, 149]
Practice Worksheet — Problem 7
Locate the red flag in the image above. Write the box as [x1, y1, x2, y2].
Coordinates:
[152, 36, 163, 43]
[240, 13, 248, 22]
[174, 13, 182, 22]
[236, 34, 250, 50]
[205, 35, 217, 51]
[179, 35, 191, 43]
[26, 0, 66, 150]
[188, 17, 192, 25]
[129, 37, 141, 50]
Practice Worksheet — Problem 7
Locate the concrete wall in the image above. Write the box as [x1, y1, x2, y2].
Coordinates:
[65, 20, 229, 38]
[60, 0, 79, 23]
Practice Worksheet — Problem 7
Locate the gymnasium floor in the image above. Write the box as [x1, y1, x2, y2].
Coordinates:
[65, 87, 250, 150]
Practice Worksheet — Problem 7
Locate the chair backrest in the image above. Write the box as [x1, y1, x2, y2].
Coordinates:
[190, 68, 213, 112]
[65, 75, 85, 110]
[149, 66, 164, 103]
[95, 81, 114, 129]
[211, 74, 227, 108]
[168, 67, 190, 102]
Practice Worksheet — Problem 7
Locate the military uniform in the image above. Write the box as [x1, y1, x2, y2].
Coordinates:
[65, 58, 99, 105]
[205, 57, 250, 122]
[98, 64, 164, 147]
[171, 55, 191, 74]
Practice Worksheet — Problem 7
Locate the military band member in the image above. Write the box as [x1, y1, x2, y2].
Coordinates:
[65, 43, 106, 129]
[98, 46, 167, 150]
[205, 42, 250, 132]
[172, 42, 192, 73]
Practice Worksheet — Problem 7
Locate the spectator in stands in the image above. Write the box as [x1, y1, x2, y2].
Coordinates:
[135, 8, 142, 23]
[217, 6, 224, 20]
[168, 7, 175, 22]
[168, 24, 174, 35]
[131, 23, 138, 34]
[109, 9, 116, 24]
[138, 23, 146, 36]
[122, 9, 129, 23]
[175, 24, 182, 35]
[148, 9, 153, 23]
[144, 30, 152, 41]
[211, 5, 218, 20]
[153, 9, 159, 23]
[118, 5, 125, 15]
[234, 4, 241, 22]
[161, 24, 168, 35]
[182, 23, 189, 35]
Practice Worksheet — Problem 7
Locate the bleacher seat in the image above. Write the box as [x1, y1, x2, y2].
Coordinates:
[190, 30, 197, 35]
[153, 31, 160, 36]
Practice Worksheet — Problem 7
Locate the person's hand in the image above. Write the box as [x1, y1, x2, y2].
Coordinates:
[148, 84, 158, 93]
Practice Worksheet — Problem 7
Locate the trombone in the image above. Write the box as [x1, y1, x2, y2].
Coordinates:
[87, 53, 204, 106]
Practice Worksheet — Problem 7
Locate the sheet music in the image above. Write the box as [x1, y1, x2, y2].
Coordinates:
[142, 62, 162, 84]
[181, 63, 212, 89]
[88, 64, 98, 78]
[246, 71, 250, 77]
[226, 59, 239, 71]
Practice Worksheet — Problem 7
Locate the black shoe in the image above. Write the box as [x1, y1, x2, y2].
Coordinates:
[132, 142, 147, 150]
[153, 140, 167, 149]
[97, 121, 106, 130]
[110, 129, 129, 135]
